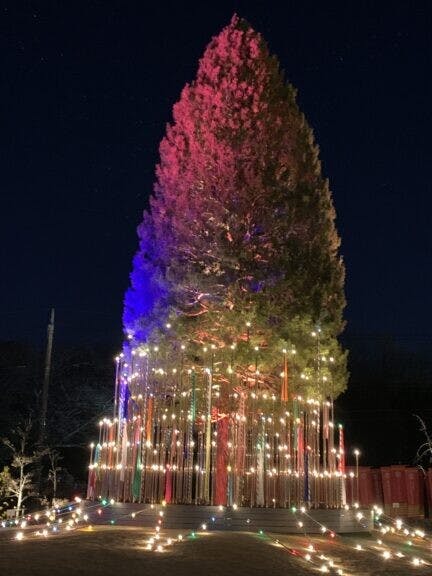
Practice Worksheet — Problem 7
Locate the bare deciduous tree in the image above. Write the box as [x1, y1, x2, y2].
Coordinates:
[2, 418, 43, 518]
[414, 414, 432, 473]
[47, 448, 62, 503]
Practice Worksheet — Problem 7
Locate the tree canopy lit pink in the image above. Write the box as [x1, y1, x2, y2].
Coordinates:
[123, 14, 345, 376]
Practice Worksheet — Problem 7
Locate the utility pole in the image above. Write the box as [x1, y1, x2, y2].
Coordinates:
[39, 308, 55, 446]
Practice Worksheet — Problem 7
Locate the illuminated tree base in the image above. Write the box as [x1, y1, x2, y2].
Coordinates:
[87, 345, 347, 508]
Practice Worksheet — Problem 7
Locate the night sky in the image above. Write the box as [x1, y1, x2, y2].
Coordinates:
[1, 1, 431, 349]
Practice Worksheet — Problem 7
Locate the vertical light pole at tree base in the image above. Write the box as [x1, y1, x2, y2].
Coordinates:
[87, 331, 348, 509]
[353, 449, 361, 503]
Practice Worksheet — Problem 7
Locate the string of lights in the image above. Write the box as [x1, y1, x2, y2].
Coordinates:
[87, 327, 347, 509]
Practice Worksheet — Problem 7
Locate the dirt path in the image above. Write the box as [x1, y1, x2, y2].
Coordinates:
[0, 526, 431, 575]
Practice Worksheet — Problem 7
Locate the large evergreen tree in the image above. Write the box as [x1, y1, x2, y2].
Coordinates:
[124, 15, 347, 398]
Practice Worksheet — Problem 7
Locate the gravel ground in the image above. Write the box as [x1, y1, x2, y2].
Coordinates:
[0, 526, 431, 576]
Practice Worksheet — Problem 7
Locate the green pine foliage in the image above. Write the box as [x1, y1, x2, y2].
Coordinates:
[125, 16, 347, 399]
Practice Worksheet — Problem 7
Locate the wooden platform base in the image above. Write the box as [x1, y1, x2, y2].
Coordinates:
[84, 502, 372, 534]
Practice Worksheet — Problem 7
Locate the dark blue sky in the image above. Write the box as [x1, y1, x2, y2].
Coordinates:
[1, 0, 431, 348]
